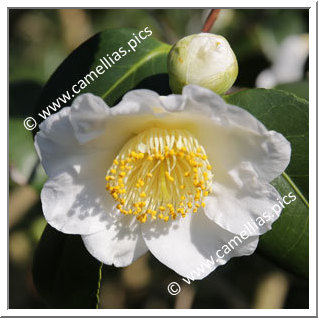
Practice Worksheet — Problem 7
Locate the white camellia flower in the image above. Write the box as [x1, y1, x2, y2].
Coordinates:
[35, 85, 291, 280]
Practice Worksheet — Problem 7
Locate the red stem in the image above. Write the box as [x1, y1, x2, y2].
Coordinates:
[201, 9, 221, 33]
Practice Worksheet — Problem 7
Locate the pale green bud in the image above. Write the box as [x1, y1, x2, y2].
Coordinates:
[167, 33, 238, 95]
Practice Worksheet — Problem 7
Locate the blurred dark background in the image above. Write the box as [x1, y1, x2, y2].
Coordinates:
[9, 8, 309, 309]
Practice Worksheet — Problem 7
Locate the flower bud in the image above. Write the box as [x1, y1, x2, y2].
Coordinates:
[167, 33, 238, 95]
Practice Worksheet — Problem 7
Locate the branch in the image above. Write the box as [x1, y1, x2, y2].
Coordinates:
[201, 9, 221, 33]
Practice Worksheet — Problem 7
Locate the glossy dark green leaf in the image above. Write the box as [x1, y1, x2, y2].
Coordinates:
[224, 88, 309, 277]
[33, 28, 171, 134]
[33, 224, 102, 308]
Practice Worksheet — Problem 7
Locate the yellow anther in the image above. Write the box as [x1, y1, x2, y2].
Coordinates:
[180, 184, 185, 190]
[119, 172, 126, 178]
[147, 155, 154, 161]
[140, 201, 146, 207]
[196, 147, 202, 153]
[165, 171, 174, 182]
[184, 171, 190, 177]
[207, 165, 212, 170]
[105, 175, 115, 181]
[120, 165, 126, 170]
[204, 191, 209, 196]
[163, 216, 169, 222]
[146, 172, 153, 178]
[187, 202, 193, 208]
[180, 195, 186, 201]
[140, 192, 146, 198]
[110, 169, 116, 174]
[159, 206, 166, 211]
[158, 213, 164, 219]
[139, 214, 147, 223]
[137, 153, 145, 159]
[201, 202, 206, 207]
[193, 181, 200, 187]
[116, 204, 123, 210]
[113, 159, 119, 165]
[193, 208, 198, 213]
[167, 203, 173, 209]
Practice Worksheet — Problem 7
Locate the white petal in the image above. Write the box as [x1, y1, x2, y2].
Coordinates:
[141, 212, 258, 280]
[82, 216, 148, 267]
[69, 93, 110, 144]
[35, 107, 78, 177]
[177, 85, 291, 183]
[41, 171, 122, 235]
[68, 90, 167, 158]
[205, 161, 283, 236]
[35, 106, 123, 235]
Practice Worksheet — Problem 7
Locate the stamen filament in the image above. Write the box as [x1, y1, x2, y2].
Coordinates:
[105, 128, 213, 223]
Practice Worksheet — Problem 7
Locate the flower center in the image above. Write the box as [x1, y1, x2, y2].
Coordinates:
[105, 128, 213, 223]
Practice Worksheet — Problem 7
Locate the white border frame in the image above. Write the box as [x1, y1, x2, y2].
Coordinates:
[3, 1, 316, 316]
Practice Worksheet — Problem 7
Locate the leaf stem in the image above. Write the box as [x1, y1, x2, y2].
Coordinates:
[95, 262, 103, 309]
[201, 9, 221, 33]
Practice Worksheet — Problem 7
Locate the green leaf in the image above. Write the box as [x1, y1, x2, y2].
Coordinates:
[32, 224, 102, 308]
[33, 28, 171, 307]
[224, 88, 309, 277]
[275, 80, 309, 101]
[33, 28, 171, 133]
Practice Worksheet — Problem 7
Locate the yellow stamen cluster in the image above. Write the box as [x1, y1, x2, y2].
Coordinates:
[105, 128, 213, 223]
